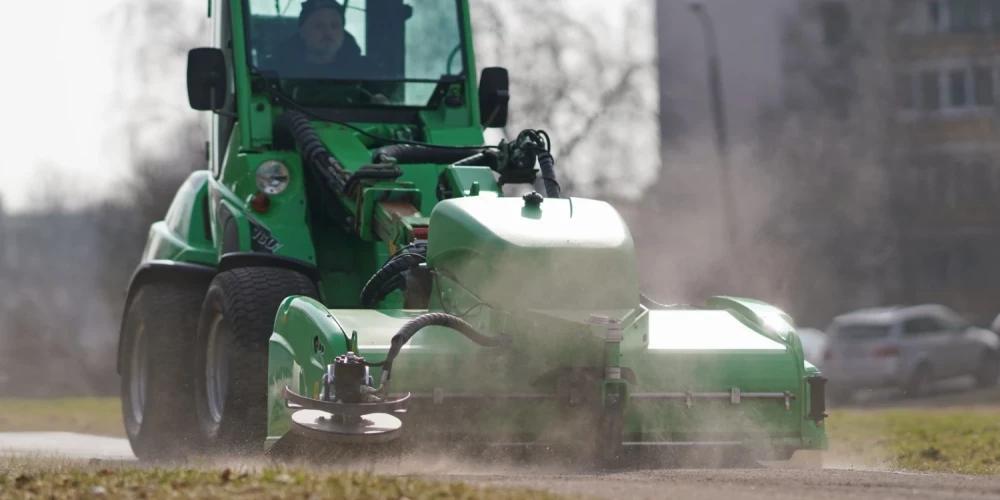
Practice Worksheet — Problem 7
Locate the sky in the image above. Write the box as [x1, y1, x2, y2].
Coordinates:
[0, 0, 633, 215]
[0, 0, 788, 214]
[2, 0, 124, 213]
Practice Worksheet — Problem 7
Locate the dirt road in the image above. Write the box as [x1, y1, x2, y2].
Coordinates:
[441, 468, 1000, 499]
[4, 432, 1000, 499]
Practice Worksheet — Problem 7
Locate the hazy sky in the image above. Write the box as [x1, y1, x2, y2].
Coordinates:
[2, 0, 122, 213]
[2, 0, 635, 214]
[2, 0, 788, 214]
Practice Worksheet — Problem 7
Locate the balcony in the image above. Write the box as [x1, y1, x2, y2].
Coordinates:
[893, 32, 1000, 61]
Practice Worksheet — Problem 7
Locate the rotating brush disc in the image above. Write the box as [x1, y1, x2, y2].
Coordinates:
[290, 409, 403, 444]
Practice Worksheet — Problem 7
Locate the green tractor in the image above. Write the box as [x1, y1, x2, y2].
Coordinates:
[116, 0, 829, 467]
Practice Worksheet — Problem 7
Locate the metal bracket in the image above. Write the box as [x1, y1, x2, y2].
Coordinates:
[433, 388, 444, 404]
[731, 388, 741, 404]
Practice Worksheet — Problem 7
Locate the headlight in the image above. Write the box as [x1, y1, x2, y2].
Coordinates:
[256, 161, 290, 195]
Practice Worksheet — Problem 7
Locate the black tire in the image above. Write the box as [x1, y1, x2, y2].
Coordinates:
[975, 350, 1000, 388]
[903, 363, 932, 398]
[193, 267, 319, 457]
[119, 283, 207, 462]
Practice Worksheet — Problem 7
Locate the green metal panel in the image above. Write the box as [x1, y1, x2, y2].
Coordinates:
[426, 196, 639, 310]
[136, 0, 828, 459]
[139, 171, 216, 265]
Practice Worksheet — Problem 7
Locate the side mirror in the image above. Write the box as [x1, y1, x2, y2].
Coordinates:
[479, 67, 509, 128]
[187, 47, 228, 111]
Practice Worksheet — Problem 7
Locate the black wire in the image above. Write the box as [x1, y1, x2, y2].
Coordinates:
[267, 86, 502, 151]
[432, 271, 488, 318]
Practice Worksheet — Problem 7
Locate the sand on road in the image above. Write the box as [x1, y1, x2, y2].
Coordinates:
[443, 467, 1000, 500]
[4, 432, 1000, 500]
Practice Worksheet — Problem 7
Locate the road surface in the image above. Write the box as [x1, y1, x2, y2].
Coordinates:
[2, 432, 999, 499]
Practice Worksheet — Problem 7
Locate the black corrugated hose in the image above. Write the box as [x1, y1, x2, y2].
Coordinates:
[365, 312, 512, 379]
[277, 109, 350, 194]
[372, 144, 488, 165]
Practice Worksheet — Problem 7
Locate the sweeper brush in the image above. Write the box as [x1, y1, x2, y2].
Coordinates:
[114, 0, 828, 468]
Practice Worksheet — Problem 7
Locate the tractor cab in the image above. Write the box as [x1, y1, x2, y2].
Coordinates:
[187, 0, 509, 152]
[246, 0, 467, 107]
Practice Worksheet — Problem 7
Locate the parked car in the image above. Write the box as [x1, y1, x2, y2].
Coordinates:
[796, 327, 828, 370]
[822, 304, 1000, 403]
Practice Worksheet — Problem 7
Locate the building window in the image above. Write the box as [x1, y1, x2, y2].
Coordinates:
[820, 1, 851, 45]
[973, 66, 994, 105]
[897, 73, 915, 109]
[920, 70, 941, 110]
[949, 0, 985, 33]
[957, 244, 988, 287]
[949, 69, 968, 107]
[929, 1, 943, 31]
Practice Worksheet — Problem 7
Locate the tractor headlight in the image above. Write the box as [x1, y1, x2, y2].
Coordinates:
[256, 161, 290, 195]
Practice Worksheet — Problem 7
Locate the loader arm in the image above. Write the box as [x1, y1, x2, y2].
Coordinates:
[276, 108, 553, 253]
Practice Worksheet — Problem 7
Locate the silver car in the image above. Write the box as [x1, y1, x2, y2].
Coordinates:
[822, 304, 1000, 402]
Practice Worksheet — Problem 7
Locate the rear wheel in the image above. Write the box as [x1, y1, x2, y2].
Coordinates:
[193, 267, 319, 457]
[119, 283, 206, 462]
[975, 350, 999, 388]
[903, 363, 932, 398]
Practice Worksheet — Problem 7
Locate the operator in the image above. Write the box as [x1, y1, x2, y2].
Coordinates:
[273, 0, 389, 103]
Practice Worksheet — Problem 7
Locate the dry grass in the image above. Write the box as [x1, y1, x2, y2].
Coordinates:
[0, 456, 571, 499]
[826, 406, 1000, 475]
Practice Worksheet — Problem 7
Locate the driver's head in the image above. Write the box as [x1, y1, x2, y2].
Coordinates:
[298, 0, 346, 60]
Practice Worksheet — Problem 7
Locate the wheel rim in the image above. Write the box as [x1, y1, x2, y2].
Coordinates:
[206, 313, 230, 424]
[129, 321, 148, 426]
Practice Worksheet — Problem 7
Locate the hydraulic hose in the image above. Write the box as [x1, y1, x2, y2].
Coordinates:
[372, 144, 487, 165]
[537, 149, 561, 199]
[372, 312, 512, 380]
[359, 252, 426, 308]
[276, 110, 351, 194]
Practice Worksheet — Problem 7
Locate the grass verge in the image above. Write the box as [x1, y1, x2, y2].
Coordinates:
[0, 398, 124, 437]
[0, 457, 571, 499]
[826, 406, 1000, 475]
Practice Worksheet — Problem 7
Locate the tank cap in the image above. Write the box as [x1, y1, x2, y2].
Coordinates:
[523, 191, 544, 207]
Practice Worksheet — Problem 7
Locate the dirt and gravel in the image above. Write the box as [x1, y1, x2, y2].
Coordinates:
[438, 467, 1000, 499]
[7, 385, 1000, 500]
[5, 434, 1000, 500]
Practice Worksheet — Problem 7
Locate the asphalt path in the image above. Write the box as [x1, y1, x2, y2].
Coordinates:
[2, 432, 999, 499]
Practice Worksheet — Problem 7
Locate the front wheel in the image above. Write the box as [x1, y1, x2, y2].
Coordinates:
[119, 283, 206, 462]
[975, 350, 999, 388]
[193, 267, 320, 457]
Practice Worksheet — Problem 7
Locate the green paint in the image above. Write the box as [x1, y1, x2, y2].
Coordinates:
[124, 0, 828, 463]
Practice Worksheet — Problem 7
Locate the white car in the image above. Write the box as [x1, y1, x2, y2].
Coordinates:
[822, 304, 1000, 402]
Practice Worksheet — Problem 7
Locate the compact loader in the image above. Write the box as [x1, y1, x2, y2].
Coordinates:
[116, 0, 828, 468]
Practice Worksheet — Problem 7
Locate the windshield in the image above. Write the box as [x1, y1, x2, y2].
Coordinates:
[244, 0, 466, 107]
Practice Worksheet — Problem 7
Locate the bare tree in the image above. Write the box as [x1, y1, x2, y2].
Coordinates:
[470, 0, 664, 198]
[740, 0, 907, 324]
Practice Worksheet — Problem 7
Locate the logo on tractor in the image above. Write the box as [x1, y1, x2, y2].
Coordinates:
[249, 218, 282, 253]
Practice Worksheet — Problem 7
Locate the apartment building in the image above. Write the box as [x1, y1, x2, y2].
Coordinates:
[883, 0, 1000, 322]
[651, 0, 1000, 323]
